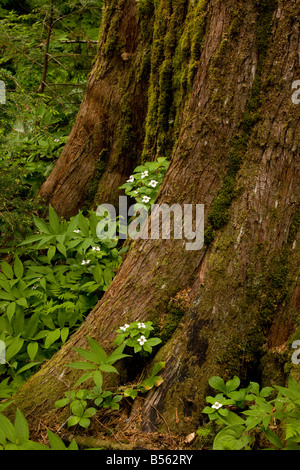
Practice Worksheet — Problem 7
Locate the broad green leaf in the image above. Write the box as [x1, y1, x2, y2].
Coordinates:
[67, 362, 98, 370]
[47, 245, 56, 263]
[47, 429, 67, 450]
[44, 329, 61, 349]
[93, 370, 103, 389]
[5, 336, 24, 361]
[33, 215, 51, 234]
[151, 362, 165, 377]
[78, 212, 89, 237]
[6, 302, 16, 322]
[78, 417, 90, 429]
[0, 291, 14, 301]
[262, 427, 283, 449]
[57, 242, 67, 258]
[48, 205, 60, 233]
[27, 342, 38, 361]
[74, 371, 94, 387]
[70, 401, 85, 417]
[209, 376, 227, 393]
[225, 376, 240, 393]
[99, 364, 119, 374]
[67, 416, 80, 427]
[55, 397, 70, 408]
[16, 297, 28, 308]
[0, 413, 16, 443]
[87, 337, 108, 363]
[60, 327, 69, 344]
[124, 389, 138, 400]
[73, 346, 102, 364]
[14, 408, 29, 445]
[1, 261, 14, 280]
[16, 362, 41, 375]
[213, 425, 250, 450]
[13, 256, 24, 279]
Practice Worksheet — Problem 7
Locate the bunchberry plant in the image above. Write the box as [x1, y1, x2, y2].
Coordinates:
[119, 157, 169, 210]
[202, 375, 300, 450]
[55, 321, 164, 429]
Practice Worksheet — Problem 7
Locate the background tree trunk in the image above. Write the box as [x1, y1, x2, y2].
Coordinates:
[13, 0, 299, 442]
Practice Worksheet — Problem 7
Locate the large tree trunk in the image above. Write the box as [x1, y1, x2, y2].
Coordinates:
[12, 0, 299, 444]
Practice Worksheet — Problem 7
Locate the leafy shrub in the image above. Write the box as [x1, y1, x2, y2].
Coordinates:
[202, 375, 300, 450]
[55, 321, 164, 429]
[0, 206, 124, 390]
[119, 157, 169, 209]
[0, 162, 47, 249]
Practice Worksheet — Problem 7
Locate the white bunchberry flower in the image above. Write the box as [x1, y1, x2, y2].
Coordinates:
[81, 260, 90, 265]
[137, 335, 147, 346]
[212, 402, 223, 410]
[137, 322, 146, 329]
[73, 229, 80, 233]
[92, 246, 101, 251]
[127, 175, 134, 183]
[142, 196, 151, 203]
[141, 171, 148, 179]
[120, 324, 129, 331]
[54, 138, 60, 142]
[148, 180, 158, 188]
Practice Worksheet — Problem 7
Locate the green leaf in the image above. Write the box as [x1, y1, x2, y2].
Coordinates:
[16, 362, 41, 375]
[14, 408, 29, 445]
[78, 417, 90, 429]
[262, 427, 283, 449]
[6, 302, 16, 322]
[47, 429, 67, 450]
[0, 413, 16, 443]
[73, 346, 102, 365]
[44, 329, 61, 349]
[124, 389, 138, 400]
[74, 371, 94, 387]
[151, 362, 165, 377]
[33, 215, 51, 234]
[13, 256, 24, 279]
[27, 342, 38, 361]
[213, 425, 250, 450]
[92, 263, 103, 284]
[55, 397, 70, 408]
[1, 261, 14, 280]
[99, 364, 119, 374]
[70, 401, 85, 417]
[93, 370, 103, 389]
[78, 212, 89, 237]
[48, 205, 60, 233]
[67, 362, 98, 370]
[225, 376, 240, 393]
[47, 245, 56, 263]
[6, 336, 24, 362]
[60, 327, 69, 344]
[67, 416, 80, 427]
[209, 376, 227, 393]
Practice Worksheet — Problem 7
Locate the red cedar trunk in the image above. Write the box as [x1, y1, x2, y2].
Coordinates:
[39, 0, 147, 218]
